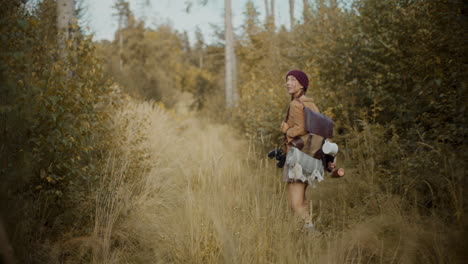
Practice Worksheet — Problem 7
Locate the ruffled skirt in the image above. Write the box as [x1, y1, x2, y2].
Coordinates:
[282, 146, 324, 187]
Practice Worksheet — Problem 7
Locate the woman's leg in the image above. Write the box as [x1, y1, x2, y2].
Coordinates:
[287, 182, 312, 224]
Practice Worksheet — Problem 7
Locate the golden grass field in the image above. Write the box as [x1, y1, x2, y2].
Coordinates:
[74, 99, 462, 264]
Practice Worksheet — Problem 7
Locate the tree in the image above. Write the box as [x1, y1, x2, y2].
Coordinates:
[270, 0, 275, 26]
[113, 0, 132, 71]
[225, 0, 237, 107]
[264, 0, 275, 28]
[143, 0, 239, 108]
[264, 0, 270, 20]
[56, 0, 74, 59]
[289, 0, 295, 29]
[303, 0, 310, 22]
[243, 1, 262, 40]
[194, 27, 205, 68]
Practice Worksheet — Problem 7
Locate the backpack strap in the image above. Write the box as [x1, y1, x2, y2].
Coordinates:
[295, 98, 314, 148]
[290, 98, 315, 151]
[282, 98, 304, 149]
[294, 98, 305, 108]
[283, 105, 290, 122]
[284, 97, 307, 122]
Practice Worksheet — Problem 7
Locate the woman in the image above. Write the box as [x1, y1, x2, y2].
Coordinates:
[280, 70, 336, 230]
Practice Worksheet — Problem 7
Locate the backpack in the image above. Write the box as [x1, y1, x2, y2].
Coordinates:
[289, 99, 335, 169]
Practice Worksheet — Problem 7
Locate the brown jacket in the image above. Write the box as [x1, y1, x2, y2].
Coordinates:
[281, 96, 324, 155]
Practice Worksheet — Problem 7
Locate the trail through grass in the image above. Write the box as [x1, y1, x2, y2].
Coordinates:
[83, 100, 461, 264]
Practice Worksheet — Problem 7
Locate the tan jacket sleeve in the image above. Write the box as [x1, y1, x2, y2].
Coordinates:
[280, 122, 289, 133]
[286, 100, 307, 138]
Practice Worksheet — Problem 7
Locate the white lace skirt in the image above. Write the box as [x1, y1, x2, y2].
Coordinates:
[282, 147, 324, 187]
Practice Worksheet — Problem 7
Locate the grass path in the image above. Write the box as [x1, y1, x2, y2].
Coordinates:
[87, 100, 456, 264]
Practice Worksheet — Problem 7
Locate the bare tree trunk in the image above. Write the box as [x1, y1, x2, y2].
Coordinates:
[270, 0, 275, 26]
[118, 17, 123, 71]
[224, 0, 237, 108]
[264, 0, 270, 22]
[114, 0, 131, 71]
[303, 0, 310, 22]
[199, 51, 204, 68]
[57, 0, 74, 59]
[231, 42, 238, 105]
[289, 0, 295, 29]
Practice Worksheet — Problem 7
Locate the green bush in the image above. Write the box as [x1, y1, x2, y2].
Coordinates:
[0, 1, 135, 262]
[235, 0, 467, 223]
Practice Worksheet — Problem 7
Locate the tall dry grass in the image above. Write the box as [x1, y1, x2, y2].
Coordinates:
[80, 100, 463, 264]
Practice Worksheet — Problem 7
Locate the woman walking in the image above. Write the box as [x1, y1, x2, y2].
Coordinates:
[280, 70, 336, 230]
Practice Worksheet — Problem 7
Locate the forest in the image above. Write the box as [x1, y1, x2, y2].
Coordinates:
[0, 0, 467, 263]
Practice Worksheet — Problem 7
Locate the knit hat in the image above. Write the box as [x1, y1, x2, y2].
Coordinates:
[286, 70, 309, 91]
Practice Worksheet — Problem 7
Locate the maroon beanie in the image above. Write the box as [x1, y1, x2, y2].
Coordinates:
[286, 70, 309, 91]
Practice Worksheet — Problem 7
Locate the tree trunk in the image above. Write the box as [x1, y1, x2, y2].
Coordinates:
[231, 41, 238, 105]
[57, 0, 74, 58]
[264, 0, 270, 22]
[303, 0, 310, 23]
[270, 0, 275, 26]
[118, 17, 123, 71]
[199, 51, 204, 68]
[289, 0, 295, 29]
[114, 0, 132, 71]
[224, 0, 237, 107]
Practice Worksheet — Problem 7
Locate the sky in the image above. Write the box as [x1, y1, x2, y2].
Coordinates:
[83, 0, 304, 45]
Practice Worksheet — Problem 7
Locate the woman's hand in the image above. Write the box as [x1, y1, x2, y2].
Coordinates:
[327, 162, 336, 170]
[280, 122, 289, 133]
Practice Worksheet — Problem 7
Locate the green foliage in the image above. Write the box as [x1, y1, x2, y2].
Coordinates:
[0, 1, 139, 262]
[1, 0, 466, 262]
[235, 0, 468, 226]
[297, 0, 467, 145]
[30, 35, 119, 194]
[234, 1, 297, 146]
[97, 17, 220, 109]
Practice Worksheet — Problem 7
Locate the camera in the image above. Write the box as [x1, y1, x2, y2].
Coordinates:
[267, 148, 286, 168]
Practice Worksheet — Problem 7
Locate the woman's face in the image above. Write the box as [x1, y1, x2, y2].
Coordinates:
[286, 75, 303, 95]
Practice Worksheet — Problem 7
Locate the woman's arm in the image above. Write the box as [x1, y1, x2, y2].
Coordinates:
[280, 122, 289, 133]
[286, 100, 307, 138]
